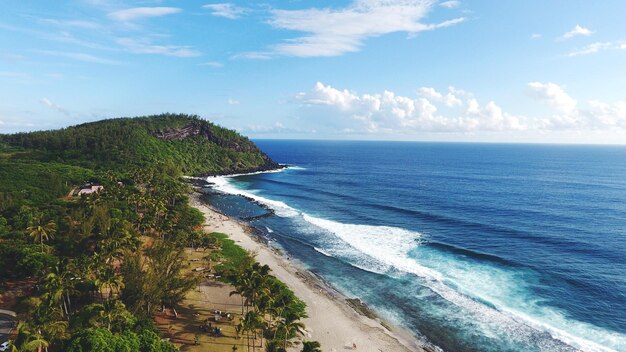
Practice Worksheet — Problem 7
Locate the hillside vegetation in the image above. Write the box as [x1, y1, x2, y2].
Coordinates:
[0, 114, 279, 175]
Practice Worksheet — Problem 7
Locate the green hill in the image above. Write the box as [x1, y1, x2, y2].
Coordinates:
[0, 113, 279, 175]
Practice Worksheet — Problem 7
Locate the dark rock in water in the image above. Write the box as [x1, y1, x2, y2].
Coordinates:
[346, 298, 378, 320]
[240, 209, 275, 221]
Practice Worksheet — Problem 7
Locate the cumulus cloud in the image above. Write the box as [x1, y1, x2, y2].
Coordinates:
[528, 82, 577, 115]
[228, 98, 240, 105]
[203, 3, 248, 19]
[528, 82, 626, 130]
[258, 0, 465, 58]
[561, 24, 593, 39]
[297, 82, 524, 133]
[108, 7, 181, 21]
[296, 82, 626, 134]
[418, 86, 462, 107]
[117, 38, 201, 57]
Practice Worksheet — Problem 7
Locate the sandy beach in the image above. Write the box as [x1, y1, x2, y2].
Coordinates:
[190, 193, 424, 352]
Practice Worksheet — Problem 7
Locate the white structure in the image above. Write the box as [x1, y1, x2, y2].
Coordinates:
[77, 185, 104, 196]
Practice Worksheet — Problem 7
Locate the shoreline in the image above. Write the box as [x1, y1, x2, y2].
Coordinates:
[189, 191, 426, 352]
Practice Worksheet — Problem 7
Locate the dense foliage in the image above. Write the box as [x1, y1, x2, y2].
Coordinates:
[1, 164, 203, 351]
[0, 115, 281, 351]
[203, 232, 310, 351]
[0, 114, 277, 175]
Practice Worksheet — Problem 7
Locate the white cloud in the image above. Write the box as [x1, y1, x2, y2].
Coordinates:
[587, 100, 626, 128]
[40, 97, 71, 117]
[297, 82, 524, 133]
[40, 18, 102, 29]
[108, 7, 181, 21]
[561, 24, 593, 39]
[231, 52, 272, 60]
[202, 3, 248, 19]
[418, 86, 462, 107]
[440, 1, 460, 9]
[228, 98, 240, 105]
[296, 82, 626, 134]
[49, 31, 111, 50]
[567, 41, 625, 57]
[531, 33, 542, 39]
[241, 121, 299, 134]
[528, 82, 626, 130]
[38, 50, 122, 65]
[117, 38, 201, 57]
[528, 82, 578, 115]
[261, 0, 465, 58]
[199, 61, 224, 67]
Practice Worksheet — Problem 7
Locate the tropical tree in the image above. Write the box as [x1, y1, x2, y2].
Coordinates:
[264, 339, 286, 352]
[237, 311, 264, 352]
[27, 218, 56, 253]
[274, 317, 306, 351]
[12, 322, 50, 352]
[42, 264, 75, 318]
[96, 265, 124, 300]
[147, 240, 199, 317]
[301, 341, 321, 352]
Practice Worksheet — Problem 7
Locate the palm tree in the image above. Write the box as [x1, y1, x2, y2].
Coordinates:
[12, 322, 49, 352]
[237, 311, 264, 352]
[232, 263, 271, 314]
[96, 265, 124, 300]
[41, 319, 69, 349]
[301, 341, 321, 352]
[42, 265, 75, 318]
[264, 339, 286, 352]
[27, 218, 56, 253]
[100, 299, 129, 331]
[275, 317, 306, 351]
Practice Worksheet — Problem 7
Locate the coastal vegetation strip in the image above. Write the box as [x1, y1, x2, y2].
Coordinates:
[0, 114, 313, 351]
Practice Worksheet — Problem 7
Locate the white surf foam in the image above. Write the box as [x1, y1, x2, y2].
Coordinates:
[302, 215, 444, 281]
[206, 174, 626, 352]
[207, 173, 299, 217]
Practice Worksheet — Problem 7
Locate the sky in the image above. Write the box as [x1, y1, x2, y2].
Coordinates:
[1, 0, 626, 144]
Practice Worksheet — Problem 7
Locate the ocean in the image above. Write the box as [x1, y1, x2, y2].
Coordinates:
[201, 140, 626, 352]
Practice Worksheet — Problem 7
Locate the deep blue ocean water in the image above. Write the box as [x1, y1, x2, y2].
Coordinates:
[203, 140, 626, 352]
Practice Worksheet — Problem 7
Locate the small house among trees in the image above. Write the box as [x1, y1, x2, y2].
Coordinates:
[77, 183, 104, 196]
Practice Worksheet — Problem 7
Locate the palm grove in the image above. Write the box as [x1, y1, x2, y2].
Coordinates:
[0, 115, 317, 351]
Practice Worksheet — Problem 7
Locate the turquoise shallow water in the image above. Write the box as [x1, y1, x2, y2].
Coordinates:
[203, 140, 626, 352]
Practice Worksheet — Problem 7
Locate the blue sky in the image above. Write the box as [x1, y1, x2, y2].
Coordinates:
[1, 0, 626, 144]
